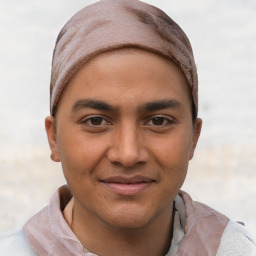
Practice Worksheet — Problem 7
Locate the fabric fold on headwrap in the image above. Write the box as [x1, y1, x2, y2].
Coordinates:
[50, 0, 198, 116]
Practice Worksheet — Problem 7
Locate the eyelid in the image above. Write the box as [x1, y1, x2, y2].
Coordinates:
[144, 115, 175, 125]
[79, 115, 112, 126]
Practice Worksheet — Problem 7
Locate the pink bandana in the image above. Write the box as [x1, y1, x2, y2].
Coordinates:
[50, 0, 198, 116]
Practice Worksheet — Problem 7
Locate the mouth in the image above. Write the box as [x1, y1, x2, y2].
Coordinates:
[100, 175, 155, 196]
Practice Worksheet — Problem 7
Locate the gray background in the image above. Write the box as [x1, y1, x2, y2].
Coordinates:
[0, 0, 256, 238]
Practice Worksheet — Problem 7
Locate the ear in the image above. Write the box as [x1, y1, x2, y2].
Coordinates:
[189, 118, 202, 160]
[45, 116, 60, 162]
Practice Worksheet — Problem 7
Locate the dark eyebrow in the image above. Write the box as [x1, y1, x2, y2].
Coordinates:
[139, 99, 182, 112]
[72, 99, 182, 113]
[72, 99, 115, 112]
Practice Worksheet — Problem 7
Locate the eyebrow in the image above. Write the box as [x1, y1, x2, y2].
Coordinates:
[72, 98, 182, 113]
[72, 99, 115, 112]
[139, 99, 182, 112]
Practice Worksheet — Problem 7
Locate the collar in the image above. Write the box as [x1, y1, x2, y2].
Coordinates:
[24, 185, 229, 256]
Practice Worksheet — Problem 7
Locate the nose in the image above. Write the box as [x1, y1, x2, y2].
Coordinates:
[106, 123, 149, 168]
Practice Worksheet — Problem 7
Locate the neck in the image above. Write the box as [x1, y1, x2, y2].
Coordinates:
[71, 200, 174, 256]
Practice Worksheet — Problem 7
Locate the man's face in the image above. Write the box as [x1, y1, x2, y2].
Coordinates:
[46, 48, 201, 230]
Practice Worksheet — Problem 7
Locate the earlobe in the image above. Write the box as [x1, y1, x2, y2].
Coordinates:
[45, 116, 60, 162]
[189, 118, 202, 160]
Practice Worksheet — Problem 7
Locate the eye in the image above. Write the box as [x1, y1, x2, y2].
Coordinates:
[151, 117, 165, 125]
[89, 117, 104, 126]
[145, 116, 174, 126]
[80, 116, 111, 127]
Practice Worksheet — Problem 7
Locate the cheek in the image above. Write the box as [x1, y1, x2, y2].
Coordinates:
[149, 129, 193, 190]
[151, 130, 193, 167]
[56, 132, 106, 181]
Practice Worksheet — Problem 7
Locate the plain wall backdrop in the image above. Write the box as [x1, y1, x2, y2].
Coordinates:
[0, 0, 256, 238]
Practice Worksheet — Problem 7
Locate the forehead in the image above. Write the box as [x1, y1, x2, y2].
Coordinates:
[56, 48, 192, 113]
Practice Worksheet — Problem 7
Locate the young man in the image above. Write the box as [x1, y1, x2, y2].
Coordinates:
[1, 0, 255, 255]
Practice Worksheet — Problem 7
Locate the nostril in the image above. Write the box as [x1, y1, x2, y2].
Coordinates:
[111, 161, 124, 167]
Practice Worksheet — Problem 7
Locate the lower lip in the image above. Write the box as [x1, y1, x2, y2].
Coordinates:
[102, 182, 153, 196]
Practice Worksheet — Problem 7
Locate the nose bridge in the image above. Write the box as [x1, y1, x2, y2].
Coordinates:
[107, 120, 147, 167]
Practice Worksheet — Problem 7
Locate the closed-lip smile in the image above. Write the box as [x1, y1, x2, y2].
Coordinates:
[100, 175, 155, 196]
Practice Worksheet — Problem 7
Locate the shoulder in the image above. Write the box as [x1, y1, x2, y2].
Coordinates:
[217, 220, 256, 256]
[0, 230, 37, 256]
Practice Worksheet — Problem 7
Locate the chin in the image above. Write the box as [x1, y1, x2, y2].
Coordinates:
[107, 215, 152, 230]
[98, 204, 161, 230]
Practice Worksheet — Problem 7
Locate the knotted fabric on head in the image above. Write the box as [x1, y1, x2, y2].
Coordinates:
[50, 0, 198, 116]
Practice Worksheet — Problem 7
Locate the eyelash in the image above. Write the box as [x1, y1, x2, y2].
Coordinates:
[80, 115, 112, 127]
[79, 115, 174, 128]
[144, 116, 175, 126]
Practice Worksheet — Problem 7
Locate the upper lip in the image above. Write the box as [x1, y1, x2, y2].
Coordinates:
[101, 175, 155, 184]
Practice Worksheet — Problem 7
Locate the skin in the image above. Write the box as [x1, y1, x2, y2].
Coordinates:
[45, 48, 202, 256]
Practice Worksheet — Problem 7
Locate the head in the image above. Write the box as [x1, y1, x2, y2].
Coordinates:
[45, 0, 202, 231]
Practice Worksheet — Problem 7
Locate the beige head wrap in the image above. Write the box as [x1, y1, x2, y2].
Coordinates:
[50, 0, 198, 116]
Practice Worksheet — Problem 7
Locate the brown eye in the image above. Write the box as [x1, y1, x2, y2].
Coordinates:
[145, 116, 174, 127]
[151, 117, 165, 125]
[81, 116, 112, 127]
[90, 117, 103, 126]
